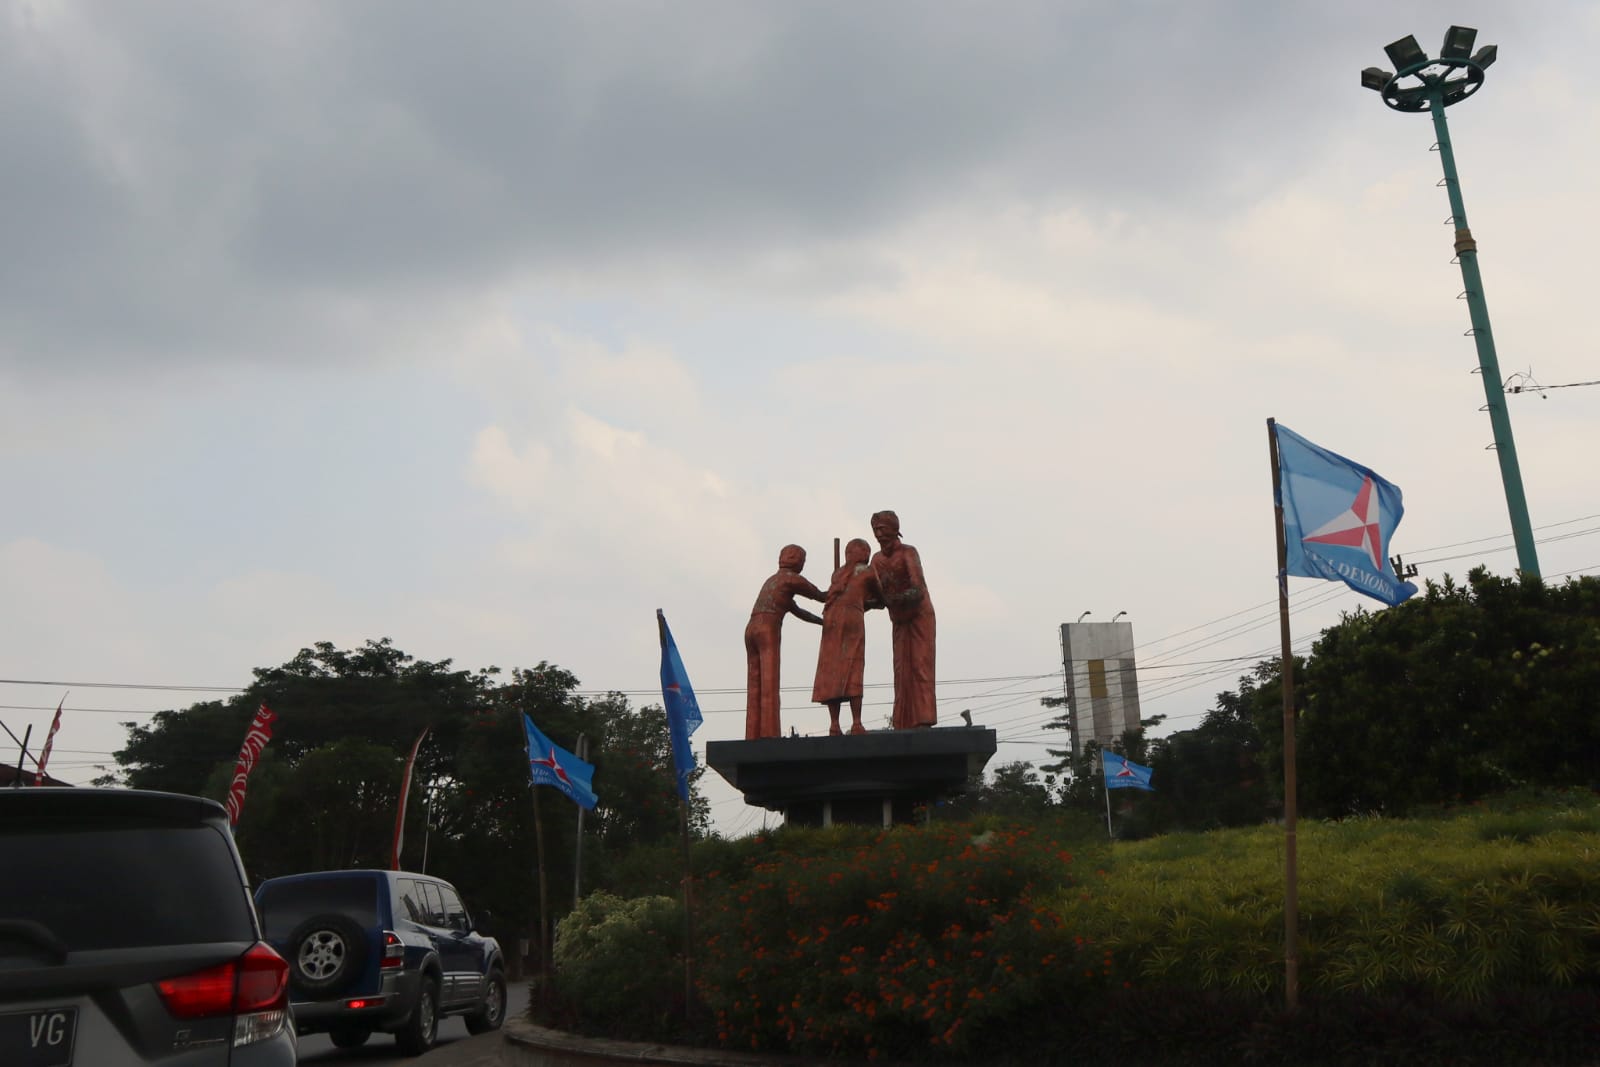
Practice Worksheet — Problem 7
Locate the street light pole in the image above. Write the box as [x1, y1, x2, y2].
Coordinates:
[1363, 28, 1540, 579]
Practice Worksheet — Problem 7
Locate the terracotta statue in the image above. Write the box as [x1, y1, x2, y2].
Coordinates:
[744, 544, 824, 739]
[870, 510, 937, 728]
[812, 538, 882, 735]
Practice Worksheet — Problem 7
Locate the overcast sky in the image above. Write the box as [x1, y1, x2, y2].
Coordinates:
[4, 1, 1596, 836]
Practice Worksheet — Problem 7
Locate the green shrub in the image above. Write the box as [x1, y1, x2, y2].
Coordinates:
[550, 891, 685, 1036]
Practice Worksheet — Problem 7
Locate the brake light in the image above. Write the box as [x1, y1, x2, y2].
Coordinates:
[157, 960, 235, 1018]
[156, 943, 289, 1047]
[235, 942, 290, 1013]
[381, 930, 405, 968]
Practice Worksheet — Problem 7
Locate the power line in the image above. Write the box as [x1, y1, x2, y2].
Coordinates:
[0, 678, 242, 693]
[1505, 372, 1600, 396]
[1414, 525, 1600, 567]
[4, 512, 1594, 725]
[1411, 511, 1600, 554]
[0, 703, 173, 715]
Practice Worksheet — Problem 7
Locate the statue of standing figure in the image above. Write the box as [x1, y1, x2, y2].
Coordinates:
[869, 510, 937, 729]
[812, 538, 881, 735]
[744, 544, 823, 740]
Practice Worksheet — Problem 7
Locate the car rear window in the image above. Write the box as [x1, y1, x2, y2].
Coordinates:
[0, 818, 254, 951]
[256, 877, 380, 939]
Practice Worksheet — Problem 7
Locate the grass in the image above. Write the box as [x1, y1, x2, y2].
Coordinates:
[1055, 789, 1600, 1002]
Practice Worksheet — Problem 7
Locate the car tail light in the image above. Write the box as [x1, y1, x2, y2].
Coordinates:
[234, 942, 289, 1013]
[381, 930, 405, 968]
[156, 942, 289, 1047]
[157, 961, 235, 1018]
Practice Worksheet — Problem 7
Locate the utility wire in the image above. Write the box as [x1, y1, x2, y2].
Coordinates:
[4, 513, 1595, 718]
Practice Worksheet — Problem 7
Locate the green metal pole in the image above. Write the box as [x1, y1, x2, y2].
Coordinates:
[1427, 86, 1540, 579]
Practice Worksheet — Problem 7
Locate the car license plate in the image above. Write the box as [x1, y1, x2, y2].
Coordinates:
[0, 1007, 77, 1067]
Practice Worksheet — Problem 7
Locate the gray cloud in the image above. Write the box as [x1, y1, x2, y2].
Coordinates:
[0, 0, 1562, 372]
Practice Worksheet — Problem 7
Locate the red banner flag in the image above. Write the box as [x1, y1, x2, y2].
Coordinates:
[34, 693, 66, 785]
[224, 704, 277, 827]
[391, 728, 429, 870]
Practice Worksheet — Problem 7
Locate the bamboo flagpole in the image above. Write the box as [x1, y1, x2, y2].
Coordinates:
[657, 610, 705, 1022]
[1267, 418, 1301, 1011]
[13, 724, 31, 789]
[677, 781, 696, 1022]
[1266, 418, 1422, 1011]
[532, 785, 550, 1001]
[1100, 750, 1113, 839]
[519, 712, 599, 1007]
[573, 733, 588, 908]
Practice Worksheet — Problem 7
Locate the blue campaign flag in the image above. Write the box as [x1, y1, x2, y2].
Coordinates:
[1103, 753, 1154, 792]
[657, 610, 703, 803]
[522, 714, 598, 810]
[1274, 423, 1419, 607]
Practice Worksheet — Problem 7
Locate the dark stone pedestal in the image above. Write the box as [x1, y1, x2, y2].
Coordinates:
[705, 727, 997, 828]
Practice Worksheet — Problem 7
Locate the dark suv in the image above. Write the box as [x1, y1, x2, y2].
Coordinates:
[254, 870, 504, 1055]
[0, 788, 295, 1066]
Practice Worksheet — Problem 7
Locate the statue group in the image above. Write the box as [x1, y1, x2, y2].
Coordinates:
[744, 510, 937, 740]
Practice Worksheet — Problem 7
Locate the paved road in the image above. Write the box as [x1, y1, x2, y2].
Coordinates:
[296, 981, 530, 1066]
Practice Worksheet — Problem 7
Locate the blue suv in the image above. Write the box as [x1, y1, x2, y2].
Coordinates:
[254, 869, 504, 1055]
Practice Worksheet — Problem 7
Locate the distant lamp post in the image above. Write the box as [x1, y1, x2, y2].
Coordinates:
[1077, 611, 1092, 623]
[1111, 611, 1128, 622]
[1361, 27, 1539, 579]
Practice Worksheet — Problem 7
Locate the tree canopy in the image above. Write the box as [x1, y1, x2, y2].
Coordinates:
[105, 639, 710, 943]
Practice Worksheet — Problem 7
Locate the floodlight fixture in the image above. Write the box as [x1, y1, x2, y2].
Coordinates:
[1384, 34, 1428, 72]
[1440, 25, 1477, 59]
[1472, 44, 1497, 69]
[1360, 67, 1392, 91]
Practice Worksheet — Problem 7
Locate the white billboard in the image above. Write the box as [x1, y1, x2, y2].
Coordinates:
[1059, 621, 1142, 756]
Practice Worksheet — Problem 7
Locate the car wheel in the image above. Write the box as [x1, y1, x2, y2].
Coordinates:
[464, 968, 506, 1034]
[395, 975, 439, 1056]
[329, 1028, 371, 1049]
[287, 913, 368, 997]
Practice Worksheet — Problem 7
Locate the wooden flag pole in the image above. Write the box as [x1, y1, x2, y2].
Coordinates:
[532, 785, 550, 1009]
[679, 792, 696, 1022]
[573, 734, 587, 909]
[14, 724, 31, 788]
[657, 610, 697, 1023]
[1101, 750, 1113, 839]
[1267, 418, 1301, 1012]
